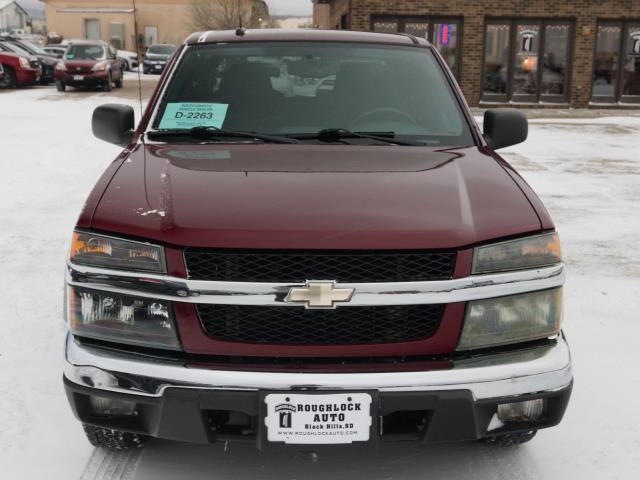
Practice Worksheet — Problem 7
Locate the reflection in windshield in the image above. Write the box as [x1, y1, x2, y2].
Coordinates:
[66, 45, 105, 60]
[156, 42, 474, 146]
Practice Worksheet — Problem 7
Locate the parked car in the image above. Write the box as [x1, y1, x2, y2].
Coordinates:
[43, 45, 67, 58]
[0, 38, 58, 84]
[65, 29, 572, 451]
[116, 49, 139, 71]
[142, 43, 175, 74]
[54, 40, 123, 92]
[0, 50, 41, 87]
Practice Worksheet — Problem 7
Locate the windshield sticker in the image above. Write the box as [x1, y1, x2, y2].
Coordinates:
[159, 103, 229, 130]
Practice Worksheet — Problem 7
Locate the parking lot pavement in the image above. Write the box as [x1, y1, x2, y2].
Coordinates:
[1, 85, 639, 479]
[0, 72, 158, 99]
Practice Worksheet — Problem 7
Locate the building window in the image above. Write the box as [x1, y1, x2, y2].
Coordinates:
[592, 21, 640, 104]
[371, 16, 462, 77]
[144, 26, 158, 46]
[84, 19, 100, 41]
[109, 22, 124, 50]
[482, 19, 572, 103]
[340, 13, 349, 30]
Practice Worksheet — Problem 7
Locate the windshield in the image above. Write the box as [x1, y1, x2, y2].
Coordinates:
[20, 40, 46, 55]
[148, 45, 174, 55]
[65, 45, 105, 60]
[0, 42, 30, 56]
[153, 42, 473, 146]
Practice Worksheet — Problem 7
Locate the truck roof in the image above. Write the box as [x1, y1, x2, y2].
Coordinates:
[184, 28, 430, 47]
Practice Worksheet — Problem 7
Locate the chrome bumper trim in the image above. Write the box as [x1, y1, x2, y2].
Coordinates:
[64, 333, 572, 400]
[66, 262, 564, 306]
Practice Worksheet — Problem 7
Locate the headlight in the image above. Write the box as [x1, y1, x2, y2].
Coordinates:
[70, 231, 166, 273]
[457, 288, 562, 351]
[472, 232, 561, 274]
[68, 287, 181, 350]
[19, 57, 30, 69]
[55, 61, 66, 71]
[92, 61, 108, 71]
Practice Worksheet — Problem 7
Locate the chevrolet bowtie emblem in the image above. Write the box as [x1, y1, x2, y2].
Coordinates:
[285, 281, 355, 309]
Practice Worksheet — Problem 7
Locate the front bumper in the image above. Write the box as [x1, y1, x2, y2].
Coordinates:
[64, 333, 573, 447]
[143, 62, 167, 73]
[57, 71, 109, 86]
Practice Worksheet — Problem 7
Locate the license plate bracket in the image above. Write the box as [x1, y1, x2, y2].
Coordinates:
[258, 390, 379, 449]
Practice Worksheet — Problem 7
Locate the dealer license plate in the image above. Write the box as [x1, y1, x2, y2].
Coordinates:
[264, 393, 372, 444]
[73, 75, 83, 81]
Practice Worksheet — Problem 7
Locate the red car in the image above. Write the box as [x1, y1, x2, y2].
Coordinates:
[0, 50, 41, 87]
[64, 29, 572, 451]
[54, 40, 123, 92]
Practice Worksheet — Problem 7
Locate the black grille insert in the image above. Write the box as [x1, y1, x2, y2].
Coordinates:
[197, 304, 444, 344]
[184, 250, 456, 283]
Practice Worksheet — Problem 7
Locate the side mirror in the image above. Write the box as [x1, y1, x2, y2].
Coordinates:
[92, 104, 135, 146]
[483, 108, 528, 150]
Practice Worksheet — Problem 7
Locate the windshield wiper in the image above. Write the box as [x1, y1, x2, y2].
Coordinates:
[288, 129, 420, 146]
[147, 126, 299, 144]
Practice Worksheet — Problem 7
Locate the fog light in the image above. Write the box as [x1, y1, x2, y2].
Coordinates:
[497, 399, 544, 422]
[90, 395, 137, 417]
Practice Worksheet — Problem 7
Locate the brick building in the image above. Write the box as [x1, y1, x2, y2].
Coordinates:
[312, 0, 640, 108]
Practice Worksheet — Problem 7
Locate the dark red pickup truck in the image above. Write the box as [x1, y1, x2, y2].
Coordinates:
[64, 29, 572, 451]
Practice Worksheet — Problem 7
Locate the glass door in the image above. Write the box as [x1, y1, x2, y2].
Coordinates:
[483, 23, 512, 102]
[541, 23, 571, 102]
[592, 23, 622, 103]
[512, 23, 541, 102]
[621, 23, 640, 103]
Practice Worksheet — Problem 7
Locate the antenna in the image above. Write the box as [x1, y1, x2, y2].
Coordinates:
[236, 13, 246, 36]
[131, 0, 144, 118]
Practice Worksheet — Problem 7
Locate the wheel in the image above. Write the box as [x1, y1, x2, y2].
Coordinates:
[104, 72, 112, 92]
[1, 66, 17, 88]
[115, 73, 123, 88]
[484, 430, 537, 447]
[55, 80, 66, 92]
[82, 424, 146, 450]
[143, 68, 149, 75]
[123, 59, 130, 71]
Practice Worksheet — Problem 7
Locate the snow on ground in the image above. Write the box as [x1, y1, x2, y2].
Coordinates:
[1, 85, 639, 479]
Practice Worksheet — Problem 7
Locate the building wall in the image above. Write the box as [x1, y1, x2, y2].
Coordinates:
[44, 0, 196, 51]
[334, 0, 640, 107]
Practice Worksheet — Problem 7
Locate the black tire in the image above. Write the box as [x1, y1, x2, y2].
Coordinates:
[115, 73, 123, 88]
[55, 80, 66, 92]
[484, 430, 537, 447]
[82, 424, 146, 450]
[143, 68, 149, 75]
[1, 66, 17, 88]
[104, 72, 112, 92]
[123, 60, 130, 71]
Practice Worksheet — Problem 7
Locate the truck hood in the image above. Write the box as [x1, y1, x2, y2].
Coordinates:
[90, 143, 543, 249]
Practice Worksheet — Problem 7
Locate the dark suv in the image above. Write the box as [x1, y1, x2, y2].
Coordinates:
[142, 43, 175, 74]
[54, 40, 123, 91]
[64, 29, 572, 451]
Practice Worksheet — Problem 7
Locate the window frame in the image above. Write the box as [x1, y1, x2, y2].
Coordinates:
[481, 18, 574, 104]
[370, 15, 463, 78]
[591, 20, 640, 104]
